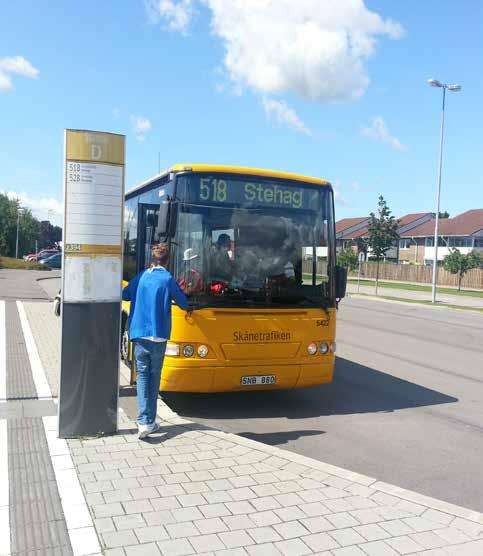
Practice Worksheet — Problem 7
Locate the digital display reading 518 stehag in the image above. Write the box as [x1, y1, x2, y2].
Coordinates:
[196, 176, 319, 210]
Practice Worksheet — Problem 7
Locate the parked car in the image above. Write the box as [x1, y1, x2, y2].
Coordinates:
[39, 252, 61, 269]
[24, 248, 60, 262]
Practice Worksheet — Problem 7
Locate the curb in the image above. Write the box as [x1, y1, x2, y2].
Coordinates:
[151, 397, 483, 528]
[348, 293, 483, 314]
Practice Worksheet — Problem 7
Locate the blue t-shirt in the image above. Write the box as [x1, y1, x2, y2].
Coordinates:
[122, 267, 188, 341]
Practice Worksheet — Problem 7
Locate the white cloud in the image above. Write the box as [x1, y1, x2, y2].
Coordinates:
[131, 115, 152, 141]
[361, 116, 406, 151]
[146, 0, 194, 32]
[112, 107, 121, 117]
[0, 56, 39, 92]
[262, 98, 312, 136]
[149, 0, 403, 103]
[3, 191, 63, 226]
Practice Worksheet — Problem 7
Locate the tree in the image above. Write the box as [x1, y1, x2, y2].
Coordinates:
[337, 245, 359, 271]
[438, 211, 450, 219]
[444, 249, 482, 290]
[0, 193, 41, 258]
[367, 196, 399, 294]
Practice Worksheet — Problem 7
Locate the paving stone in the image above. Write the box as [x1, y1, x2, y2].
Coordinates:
[200, 503, 232, 518]
[274, 506, 306, 522]
[123, 500, 154, 514]
[332, 546, 366, 555]
[434, 526, 471, 544]
[157, 484, 186, 498]
[247, 543, 283, 555]
[113, 478, 142, 490]
[94, 517, 116, 533]
[229, 475, 258, 488]
[385, 535, 424, 554]
[135, 525, 169, 543]
[275, 537, 313, 555]
[421, 509, 454, 527]
[450, 517, 483, 537]
[248, 526, 283, 544]
[172, 506, 204, 523]
[144, 510, 177, 527]
[402, 517, 442, 533]
[152, 496, 181, 511]
[228, 488, 257, 501]
[353, 523, 391, 542]
[102, 530, 139, 549]
[409, 531, 448, 549]
[274, 493, 305, 507]
[211, 468, 236, 480]
[130, 486, 160, 500]
[300, 516, 334, 534]
[251, 496, 282, 512]
[157, 537, 195, 555]
[178, 493, 207, 507]
[250, 511, 282, 527]
[328, 528, 365, 547]
[222, 514, 255, 531]
[103, 489, 134, 504]
[166, 521, 200, 539]
[183, 481, 210, 494]
[359, 540, 399, 555]
[190, 534, 226, 553]
[299, 502, 330, 517]
[303, 532, 340, 552]
[272, 520, 311, 541]
[225, 501, 256, 515]
[93, 502, 125, 518]
[195, 517, 229, 535]
[298, 489, 325, 503]
[104, 549, 127, 556]
[326, 513, 359, 529]
[348, 510, 380, 525]
[324, 499, 354, 513]
[218, 530, 255, 548]
[205, 491, 235, 504]
[125, 542, 162, 555]
[379, 519, 415, 537]
[114, 514, 147, 531]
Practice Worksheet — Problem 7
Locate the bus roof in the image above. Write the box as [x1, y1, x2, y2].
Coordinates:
[126, 164, 330, 196]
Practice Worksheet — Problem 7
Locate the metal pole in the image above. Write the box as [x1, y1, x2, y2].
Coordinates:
[15, 209, 20, 258]
[431, 87, 446, 303]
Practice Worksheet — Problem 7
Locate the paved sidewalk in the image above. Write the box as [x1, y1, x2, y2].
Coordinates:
[346, 283, 483, 309]
[2, 298, 483, 555]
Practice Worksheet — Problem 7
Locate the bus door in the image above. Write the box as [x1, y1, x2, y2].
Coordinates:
[137, 203, 161, 271]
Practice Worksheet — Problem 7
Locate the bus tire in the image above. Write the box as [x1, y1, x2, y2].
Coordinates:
[121, 314, 130, 362]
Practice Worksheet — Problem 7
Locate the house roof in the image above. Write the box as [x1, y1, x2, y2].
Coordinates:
[397, 212, 433, 227]
[335, 217, 368, 234]
[401, 209, 483, 237]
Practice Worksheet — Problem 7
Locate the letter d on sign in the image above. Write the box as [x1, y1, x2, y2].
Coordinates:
[91, 144, 102, 160]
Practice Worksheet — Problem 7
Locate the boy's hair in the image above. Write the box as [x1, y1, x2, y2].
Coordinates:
[151, 243, 170, 266]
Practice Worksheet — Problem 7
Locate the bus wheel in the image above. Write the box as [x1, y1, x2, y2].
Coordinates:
[121, 323, 130, 361]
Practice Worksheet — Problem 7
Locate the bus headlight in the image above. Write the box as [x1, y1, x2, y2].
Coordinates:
[330, 342, 336, 353]
[307, 343, 317, 355]
[197, 345, 209, 358]
[166, 342, 180, 356]
[319, 342, 329, 355]
[183, 344, 194, 357]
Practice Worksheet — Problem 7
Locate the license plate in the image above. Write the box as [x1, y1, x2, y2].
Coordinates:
[241, 375, 276, 386]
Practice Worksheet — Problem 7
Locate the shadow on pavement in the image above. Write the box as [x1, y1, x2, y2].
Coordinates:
[162, 356, 458, 421]
[239, 430, 324, 445]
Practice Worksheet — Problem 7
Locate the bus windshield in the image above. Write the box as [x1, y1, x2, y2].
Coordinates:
[172, 173, 335, 309]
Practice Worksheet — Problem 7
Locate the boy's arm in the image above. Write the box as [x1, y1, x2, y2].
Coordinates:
[122, 272, 142, 301]
[170, 277, 189, 311]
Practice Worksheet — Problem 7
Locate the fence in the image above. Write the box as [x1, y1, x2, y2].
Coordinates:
[348, 262, 483, 290]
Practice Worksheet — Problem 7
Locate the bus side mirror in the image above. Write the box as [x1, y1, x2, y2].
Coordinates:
[335, 265, 347, 300]
[157, 200, 178, 238]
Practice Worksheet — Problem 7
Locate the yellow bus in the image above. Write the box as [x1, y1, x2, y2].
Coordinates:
[122, 164, 346, 392]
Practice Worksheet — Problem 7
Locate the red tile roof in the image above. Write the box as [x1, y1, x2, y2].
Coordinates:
[335, 217, 368, 234]
[400, 209, 483, 237]
[397, 212, 433, 227]
[340, 226, 369, 240]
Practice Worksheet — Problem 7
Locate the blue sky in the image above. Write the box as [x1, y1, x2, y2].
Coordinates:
[1, 0, 482, 226]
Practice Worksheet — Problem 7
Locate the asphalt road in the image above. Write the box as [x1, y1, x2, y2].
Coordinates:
[161, 297, 483, 512]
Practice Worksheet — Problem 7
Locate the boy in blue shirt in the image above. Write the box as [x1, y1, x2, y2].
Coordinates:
[122, 243, 188, 439]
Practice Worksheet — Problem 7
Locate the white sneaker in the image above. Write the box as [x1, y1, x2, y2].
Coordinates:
[138, 421, 161, 439]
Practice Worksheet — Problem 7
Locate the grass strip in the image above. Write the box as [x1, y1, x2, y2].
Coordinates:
[0, 256, 49, 270]
[348, 278, 483, 298]
[352, 292, 483, 313]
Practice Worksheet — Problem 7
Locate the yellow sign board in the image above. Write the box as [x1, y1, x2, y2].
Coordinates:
[65, 129, 125, 165]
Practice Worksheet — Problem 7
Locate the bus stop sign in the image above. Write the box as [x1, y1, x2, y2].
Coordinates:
[58, 129, 125, 438]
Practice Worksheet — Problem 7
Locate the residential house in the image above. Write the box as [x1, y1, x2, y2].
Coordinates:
[336, 212, 433, 262]
[398, 209, 483, 265]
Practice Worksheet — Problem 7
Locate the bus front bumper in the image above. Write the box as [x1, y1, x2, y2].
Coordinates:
[159, 361, 335, 393]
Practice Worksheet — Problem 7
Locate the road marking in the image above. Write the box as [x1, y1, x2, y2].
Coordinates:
[0, 301, 5, 402]
[0, 419, 10, 556]
[16, 301, 52, 400]
[42, 416, 101, 556]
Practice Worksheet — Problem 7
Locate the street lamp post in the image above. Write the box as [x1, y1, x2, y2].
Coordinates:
[15, 206, 24, 259]
[428, 78, 461, 303]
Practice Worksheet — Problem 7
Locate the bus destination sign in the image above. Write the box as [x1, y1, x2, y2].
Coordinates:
[196, 177, 319, 210]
